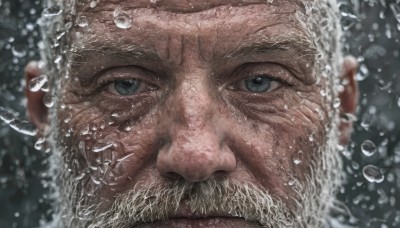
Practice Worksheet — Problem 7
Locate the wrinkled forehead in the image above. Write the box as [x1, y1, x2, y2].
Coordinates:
[71, 0, 305, 13]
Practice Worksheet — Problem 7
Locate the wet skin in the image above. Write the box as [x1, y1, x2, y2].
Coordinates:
[26, 0, 359, 227]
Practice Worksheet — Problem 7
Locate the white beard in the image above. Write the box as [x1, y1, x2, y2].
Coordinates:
[41, 118, 343, 228]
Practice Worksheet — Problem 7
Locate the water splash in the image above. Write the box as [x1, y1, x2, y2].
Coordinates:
[9, 120, 38, 136]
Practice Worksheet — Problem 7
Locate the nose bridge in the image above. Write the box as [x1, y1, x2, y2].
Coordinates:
[172, 73, 215, 129]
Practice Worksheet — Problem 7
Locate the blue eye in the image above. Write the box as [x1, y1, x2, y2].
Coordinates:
[113, 79, 141, 96]
[244, 77, 272, 93]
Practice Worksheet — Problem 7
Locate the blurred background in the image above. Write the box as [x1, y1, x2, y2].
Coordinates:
[0, 0, 399, 227]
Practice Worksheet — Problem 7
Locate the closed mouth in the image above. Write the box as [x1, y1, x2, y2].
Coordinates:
[134, 216, 262, 228]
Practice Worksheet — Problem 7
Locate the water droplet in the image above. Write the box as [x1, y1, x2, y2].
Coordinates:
[92, 142, 114, 153]
[397, 97, 400, 108]
[356, 64, 369, 81]
[76, 14, 89, 27]
[292, 150, 303, 165]
[333, 98, 341, 109]
[41, 81, 50, 92]
[34, 137, 46, 150]
[29, 74, 48, 92]
[341, 113, 357, 122]
[288, 178, 296, 186]
[117, 153, 135, 162]
[11, 46, 27, 58]
[114, 7, 132, 29]
[64, 22, 73, 30]
[361, 140, 377, 157]
[308, 133, 314, 142]
[390, 3, 400, 23]
[43, 94, 54, 108]
[43, 5, 62, 17]
[90, 1, 97, 8]
[341, 13, 358, 30]
[80, 125, 90, 135]
[9, 120, 38, 136]
[362, 165, 384, 183]
[75, 172, 86, 181]
[0, 107, 15, 124]
[54, 55, 62, 64]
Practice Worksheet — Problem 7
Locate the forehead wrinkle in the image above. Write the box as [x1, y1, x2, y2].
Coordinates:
[75, 0, 305, 14]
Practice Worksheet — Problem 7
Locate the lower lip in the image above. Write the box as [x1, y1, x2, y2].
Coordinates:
[138, 217, 260, 228]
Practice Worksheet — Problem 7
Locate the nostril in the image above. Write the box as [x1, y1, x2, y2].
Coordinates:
[214, 170, 229, 178]
[164, 172, 181, 181]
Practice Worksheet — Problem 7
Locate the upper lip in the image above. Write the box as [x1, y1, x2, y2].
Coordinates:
[168, 205, 238, 219]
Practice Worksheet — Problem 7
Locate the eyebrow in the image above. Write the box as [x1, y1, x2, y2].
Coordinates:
[222, 35, 317, 62]
[69, 43, 161, 66]
[69, 34, 316, 73]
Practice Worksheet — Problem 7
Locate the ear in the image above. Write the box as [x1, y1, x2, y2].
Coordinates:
[338, 56, 359, 145]
[25, 61, 48, 133]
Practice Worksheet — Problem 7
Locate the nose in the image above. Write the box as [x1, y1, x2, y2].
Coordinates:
[156, 79, 236, 182]
[157, 128, 236, 182]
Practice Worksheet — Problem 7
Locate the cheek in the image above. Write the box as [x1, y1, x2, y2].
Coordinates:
[229, 88, 328, 196]
[56, 86, 160, 193]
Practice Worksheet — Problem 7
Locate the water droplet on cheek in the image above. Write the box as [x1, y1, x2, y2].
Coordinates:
[292, 150, 304, 165]
[92, 142, 114, 153]
[76, 14, 89, 27]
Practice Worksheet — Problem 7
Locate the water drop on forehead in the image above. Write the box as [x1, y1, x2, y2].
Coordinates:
[361, 140, 377, 157]
[113, 7, 132, 29]
[43, 5, 62, 17]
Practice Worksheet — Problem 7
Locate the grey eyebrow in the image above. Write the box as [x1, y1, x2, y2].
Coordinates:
[222, 35, 317, 61]
[69, 43, 161, 65]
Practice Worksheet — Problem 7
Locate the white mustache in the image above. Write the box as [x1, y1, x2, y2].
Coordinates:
[84, 178, 294, 228]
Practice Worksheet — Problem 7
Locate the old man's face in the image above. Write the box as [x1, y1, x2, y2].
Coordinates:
[26, 0, 358, 227]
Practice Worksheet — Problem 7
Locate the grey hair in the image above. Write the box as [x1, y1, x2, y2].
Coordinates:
[38, 0, 346, 227]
